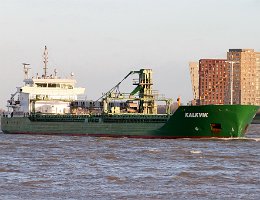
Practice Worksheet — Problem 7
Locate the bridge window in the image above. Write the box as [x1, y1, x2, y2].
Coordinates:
[61, 84, 73, 89]
[36, 83, 47, 87]
[48, 83, 60, 88]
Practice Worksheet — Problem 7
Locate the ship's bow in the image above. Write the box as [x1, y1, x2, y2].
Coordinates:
[159, 104, 259, 138]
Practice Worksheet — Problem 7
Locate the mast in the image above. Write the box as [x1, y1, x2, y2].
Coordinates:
[22, 63, 31, 79]
[43, 46, 48, 78]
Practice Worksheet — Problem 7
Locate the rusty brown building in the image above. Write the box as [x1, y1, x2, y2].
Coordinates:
[199, 59, 229, 105]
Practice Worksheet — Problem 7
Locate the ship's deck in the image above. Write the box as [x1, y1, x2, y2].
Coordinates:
[28, 113, 170, 123]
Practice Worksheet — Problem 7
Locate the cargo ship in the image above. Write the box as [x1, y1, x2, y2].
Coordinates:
[1, 47, 258, 138]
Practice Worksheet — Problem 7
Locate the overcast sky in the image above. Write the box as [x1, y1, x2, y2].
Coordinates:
[1, 0, 260, 108]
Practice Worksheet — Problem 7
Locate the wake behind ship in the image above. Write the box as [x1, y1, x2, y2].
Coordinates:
[1, 47, 258, 138]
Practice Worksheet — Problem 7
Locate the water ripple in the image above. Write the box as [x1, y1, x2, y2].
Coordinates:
[0, 124, 259, 199]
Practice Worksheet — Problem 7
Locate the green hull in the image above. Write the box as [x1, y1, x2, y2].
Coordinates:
[1, 105, 258, 138]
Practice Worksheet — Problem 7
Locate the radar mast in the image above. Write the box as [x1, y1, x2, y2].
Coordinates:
[22, 63, 31, 79]
[43, 46, 48, 78]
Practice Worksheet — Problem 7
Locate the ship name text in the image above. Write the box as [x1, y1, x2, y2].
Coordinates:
[185, 113, 208, 118]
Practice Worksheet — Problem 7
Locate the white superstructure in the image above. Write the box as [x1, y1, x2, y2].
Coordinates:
[7, 46, 85, 115]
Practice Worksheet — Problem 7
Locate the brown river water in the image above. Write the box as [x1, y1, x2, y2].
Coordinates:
[0, 124, 260, 200]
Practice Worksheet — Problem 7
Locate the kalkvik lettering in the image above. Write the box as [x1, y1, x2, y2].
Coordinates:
[185, 113, 208, 118]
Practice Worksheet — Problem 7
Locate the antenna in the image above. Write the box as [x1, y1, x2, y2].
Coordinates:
[54, 68, 58, 77]
[22, 63, 31, 79]
[43, 46, 48, 78]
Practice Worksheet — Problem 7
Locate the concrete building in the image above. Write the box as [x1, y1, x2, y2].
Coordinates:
[226, 49, 257, 105]
[190, 48, 260, 106]
[189, 62, 199, 104]
[199, 59, 229, 105]
[256, 52, 260, 105]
